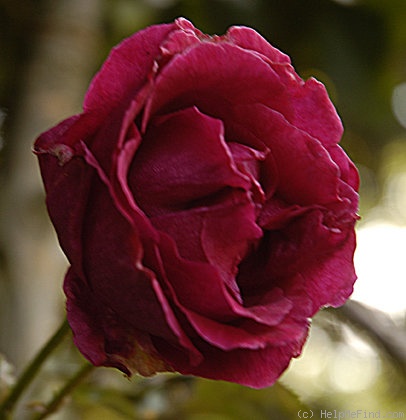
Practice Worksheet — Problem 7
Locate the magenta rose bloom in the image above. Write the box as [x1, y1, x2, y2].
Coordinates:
[34, 18, 359, 388]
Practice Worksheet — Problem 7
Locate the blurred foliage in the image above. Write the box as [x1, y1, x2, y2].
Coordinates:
[1, 0, 406, 418]
[70, 371, 310, 419]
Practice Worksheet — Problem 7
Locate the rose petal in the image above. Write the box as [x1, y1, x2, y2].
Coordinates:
[232, 103, 342, 206]
[155, 230, 311, 340]
[302, 229, 357, 313]
[238, 208, 356, 315]
[226, 25, 291, 65]
[130, 106, 250, 217]
[257, 197, 315, 230]
[83, 22, 176, 115]
[180, 309, 308, 351]
[37, 133, 203, 366]
[159, 332, 308, 389]
[150, 191, 261, 287]
[166, 278, 312, 352]
[159, 21, 202, 58]
[267, 210, 353, 279]
[289, 77, 343, 146]
[328, 144, 360, 191]
[142, 41, 291, 133]
[225, 29, 331, 151]
[143, 39, 342, 148]
[35, 146, 93, 277]
[228, 142, 269, 204]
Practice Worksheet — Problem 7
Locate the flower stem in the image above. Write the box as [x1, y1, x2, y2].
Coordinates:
[33, 362, 94, 420]
[0, 319, 70, 419]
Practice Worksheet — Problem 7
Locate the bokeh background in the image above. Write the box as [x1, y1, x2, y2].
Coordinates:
[1, 0, 406, 418]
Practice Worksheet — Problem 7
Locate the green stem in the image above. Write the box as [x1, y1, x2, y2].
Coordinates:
[33, 362, 94, 420]
[0, 319, 70, 419]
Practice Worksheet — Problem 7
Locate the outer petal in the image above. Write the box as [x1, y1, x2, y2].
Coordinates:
[143, 41, 289, 133]
[156, 232, 290, 327]
[154, 330, 308, 389]
[328, 144, 360, 191]
[289, 77, 343, 146]
[235, 104, 342, 206]
[36, 131, 204, 368]
[302, 229, 357, 313]
[149, 232, 311, 362]
[226, 25, 291, 64]
[143, 39, 342, 148]
[64, 267, 174, 376]
[83, 22, 176, 115]
[77, 156, 204, 366]
[35, 120, 96, 277]
[266, 210, 353, 280]
[238, 208, 356, 315]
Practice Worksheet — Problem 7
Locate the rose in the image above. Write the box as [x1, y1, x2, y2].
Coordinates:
[34, 18, 359, 388]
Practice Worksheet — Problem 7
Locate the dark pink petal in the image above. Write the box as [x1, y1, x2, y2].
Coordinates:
[77, 165, 203, 363]
[266, 210, 353, 280]
[159, 19, 203, 58]
[167, 279, 311, 352]
[64, 268, 168, 374]
[83, 90, 152, 179]
[162, 333, 308, 389]
[336, 179, 359, 218]
[257, 197, 315, 230]
[111, 134, 159, 239]
[34, 113, 100, 160]
[237, 208, 354, 308]
[157, 233, 246, 320]
[150, 191, 261, 288]
[180, 309, 308, 351]
[226, 25, 291, 64]
[328, 144, 360, 191]
[142, 42, 291, 133]
[143, 40, 342, 149]
[35, 151, 93, 278]
[83, 22, 176, 116]
[64, 268, 108, 367]
[289, 77, 343, 146]
[155, 231, 309, 336]
[64, 268, 183, 376]
[302, 229, 357, 313]
[130, 107, 250, 217]
[233, 104, 342, 206]
[228, 142, 268, 205]
[200, 195, 262, 279]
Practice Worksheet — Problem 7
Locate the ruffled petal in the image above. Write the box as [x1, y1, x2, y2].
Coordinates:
[142, 41, 291, 136]
[160, 332, 308, 389]
[143, 39, 342, 149]
[83, 22, 176, 115]
[64, 267, 175, 376]
[130, 107, 250, 216]
[302, 229, 357, 313]
[231, 103, 342, 206]
[226, 25, 291, 64]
